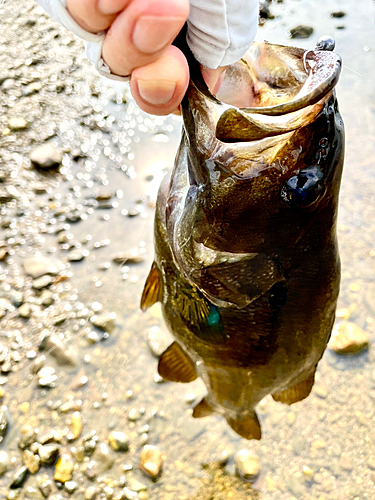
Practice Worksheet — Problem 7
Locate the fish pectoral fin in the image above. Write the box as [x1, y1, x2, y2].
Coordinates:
[141, 262, 162, 311]
[201, 253, 283, 309]
[226, 412, 262, 440]
[192, 397, 214, 418]
[158, 342, 197, 383]
[272, 372, 316, 405]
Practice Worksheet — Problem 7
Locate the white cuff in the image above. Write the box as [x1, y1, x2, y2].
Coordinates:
[35, 0, 130, 82]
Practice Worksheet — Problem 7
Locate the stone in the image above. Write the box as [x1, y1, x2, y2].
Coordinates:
[0, 405, 9, 442]
[18, 429, 37, 450]
[38, 367, 57, 388]
[93, 443, 114, 472]
[32, 275, 54, 290]
[29, 144, 62, 169]
[22, 450, 40, 474]
[71, 411, 82, 439]
[64, 481, 78, 494]
[330, 10, 346, 18]
[36, 475, 52, 497]
[67, 250, 85, 262]
[8, 117, 28, 131]
[234, 450, 260, 481]
[339, 454, 353, 471]
[0, 450, 10, 475]
[18, 303, 32, 319]
[40, 290, 54, 306]
[38, 444, 60, 466]
[10, 290, 24, 306]
[85, 487, 98, 500]
[108, 431, 130, 452]
[139, 445, 163, 480]
[289, 25, 314, 39]
[54, 454, 74, 482]
[10, 466, 29, 489]
[90, 313, 116, 333]
[112, 252, 144, 265]
[0, 187, 14, 203]
[24, 486, 44, 500]
[147, 328, 172, 357]
[367, 456, 375, 470]
[39, 330, 77, 367]
[126, 477, 147, 492]
[24, 256, 64, 278]
[328, 322, 369, 354]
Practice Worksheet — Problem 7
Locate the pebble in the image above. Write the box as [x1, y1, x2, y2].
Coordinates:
[32, 275, 54, 290]
[367, 456, 375, 470]
[64, 481, 78, 494]
[313, 385, 329, 399]
[328, 321, 370, 354]
[147, 328, 171, 357]
[123, 489, 138, 500]
[112, 252, 144, 265]
[40, 290, 54, 306]
[234, 450, 260, 482]
[71, 411, 82, 439]
[22, 450, 41, 474]
[108, 431, 130, 452]
[93, 443, 114, 472]
[29, 144, 62, 169]
[339, 454, 353, 471]
[67, 249, 85, 262]
[85, 486, 98, 500]
[36, 475, 52, 498]
[54, 454, 74, 482]
[330, 10, 346, 17]
[8, 117, 28, 131]
[289, 25, 314, 38]
[18, 303, 32, 319]
[0, 405, 9, 442]
[24, 486, 44, 500]
[90, 312, 116, 333]
[10, 466, 29, 489]
[39, 330, 77, 367]
[139, 445, 163, 480]
[126, 477, 147, 492]
[0, 450, 10, 476]
[38, 366, 57, 388]
[24, 256, 64, 278]
[18, 429, 37, 449]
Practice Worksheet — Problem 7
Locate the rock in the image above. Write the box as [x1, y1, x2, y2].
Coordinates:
[24, 486, 44, 500]
[40, 290, 54, 306]
[85, 486, 98, 500]
[123, 489, 138, 500]
[23, 82, 42, 96]
[367, 456, 375, 470]
[64, 481, 78, 494]
[10, 466, 29, 489]
[39, 444, 60, 466]
[0, 298, 9, 319]
[93, 443, 114, 472]
[147, 328, 172, 357]
[10, 290, 24, 307]
[0, 405, 9, 442]
[259, 0, 274, 19]
[234, 450, 260, 482]
[313, 385, 329, 399]
[71, 411, 82, 439]
[90, 313, 116, 333]
[18, 429, 37, 450]
[32, 275, 54, 290]
[39, 330, 77, 367]
[126, 477, 147, 492]
[54, 454, 74, 482]
[108, 431, 130, 452]
[328, 322, 370, 354]
[0, 450, 10, 476]
[22, 450, 40, 474]
[112, 252, 144, 265]
[18, 303, 32, 319]
[8, 117, 28, 131]
[67, 249, 85, 262]
[330, 11, 346, 18]
[289, 25, 314, 39]
[38, 366, 57, 388]
[29, 144, 62, 170]
[0, 187, 14, 203]
[36, 475, 52, 497]
[139, 445, 163, 480]
[24, 256, 64, 278]
[339, 454, 353, 471]
[0, 248, 8, 260]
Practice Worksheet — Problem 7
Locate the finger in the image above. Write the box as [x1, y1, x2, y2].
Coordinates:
[130, 45, 189, 115]
[201, 66, 228, 95]
[102, 0, 189, 76]
[66, 0, 130, 32]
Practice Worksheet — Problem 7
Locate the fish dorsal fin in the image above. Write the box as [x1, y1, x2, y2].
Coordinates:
[226, 412, 262, 440]
[192, 397, 214, 418]
[158, 342, 197, 383]
[272, 371, 315, 405]
[197, 252, 284, 309]
[141, 262, 162, 312]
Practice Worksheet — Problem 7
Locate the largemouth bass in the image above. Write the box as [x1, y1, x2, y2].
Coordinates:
[141, 39, 344, 440]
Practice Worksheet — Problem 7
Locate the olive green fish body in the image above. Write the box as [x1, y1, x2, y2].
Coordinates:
[142, 41, 344, 440]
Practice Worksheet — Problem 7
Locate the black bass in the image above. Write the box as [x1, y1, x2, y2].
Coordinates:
[141, 39, 344, 440]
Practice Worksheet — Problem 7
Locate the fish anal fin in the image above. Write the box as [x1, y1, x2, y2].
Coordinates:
[272, 372, 315, 405]
[158, 342, 197, 383]
[226, 412, 262, 440]
[192, 397, 214, 418]
[141, 262, 162, 312]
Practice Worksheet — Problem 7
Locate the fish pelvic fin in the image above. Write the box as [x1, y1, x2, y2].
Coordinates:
[226, 412, 262, 441]
[158, 341, 197, 383]
[272, 372, 315, 405]
[141, 262, 162, 312]
[192, 397, 214, 418]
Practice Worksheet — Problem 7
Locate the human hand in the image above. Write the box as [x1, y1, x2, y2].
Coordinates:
[66, 0, 227, 115]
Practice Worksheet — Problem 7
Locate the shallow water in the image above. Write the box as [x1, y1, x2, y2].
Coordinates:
[0, 0, 374, 499]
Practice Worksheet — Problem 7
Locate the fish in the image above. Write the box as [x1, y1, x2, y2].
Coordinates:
[141, 38, 344, 440]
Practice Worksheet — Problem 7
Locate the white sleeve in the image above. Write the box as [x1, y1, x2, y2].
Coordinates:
[35, 0, 259, 77]
[187, 0, 259, 68]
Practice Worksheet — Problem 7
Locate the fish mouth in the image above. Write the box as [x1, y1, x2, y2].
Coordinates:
[187, 41, 342, 144]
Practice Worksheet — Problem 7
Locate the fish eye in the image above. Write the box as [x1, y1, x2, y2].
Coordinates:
[281, 165, 325, 207]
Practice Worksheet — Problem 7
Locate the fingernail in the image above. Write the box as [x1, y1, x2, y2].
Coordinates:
[136, 79, 176, 105]
[133, 16, 185, 54]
